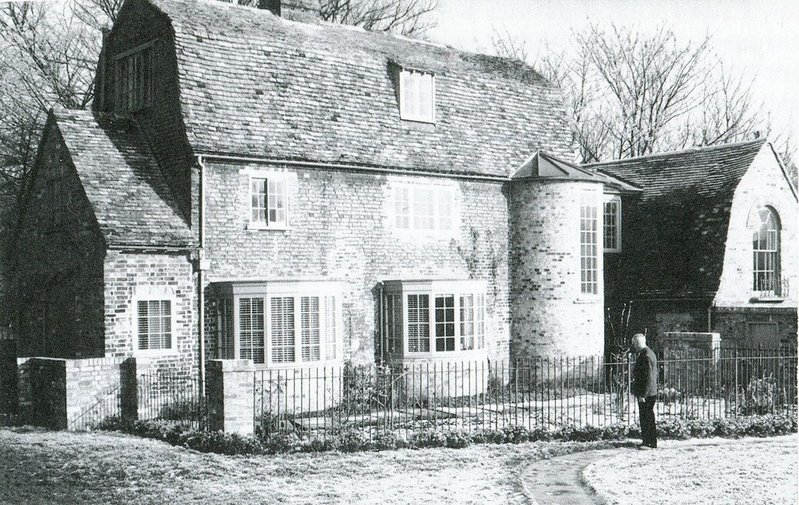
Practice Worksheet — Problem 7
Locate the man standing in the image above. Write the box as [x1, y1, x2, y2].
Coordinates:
[631, 334, 658, 449]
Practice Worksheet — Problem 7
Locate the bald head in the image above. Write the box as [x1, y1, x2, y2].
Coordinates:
[631, 334, 647, 352]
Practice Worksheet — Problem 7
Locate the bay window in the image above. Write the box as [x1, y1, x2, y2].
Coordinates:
[211, 281, 342, 366]
[382, 279, 487, 359]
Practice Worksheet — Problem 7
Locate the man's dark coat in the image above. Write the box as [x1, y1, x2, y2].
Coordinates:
[632, 347, 658, 397]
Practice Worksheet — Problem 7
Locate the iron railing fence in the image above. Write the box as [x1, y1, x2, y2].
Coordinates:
[68, 367, 207, 430]
[252, 348, 798, 441]
[137, 367, 207, 430]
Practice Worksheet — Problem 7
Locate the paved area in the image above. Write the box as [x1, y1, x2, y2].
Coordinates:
[519, 448, 627, 504]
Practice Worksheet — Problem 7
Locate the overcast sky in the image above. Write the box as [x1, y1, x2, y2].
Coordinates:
[429, 0, 799, 145]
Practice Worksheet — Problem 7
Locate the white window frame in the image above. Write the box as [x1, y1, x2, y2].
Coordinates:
[114, 41, 154, 113]
[247, 172, 289, 230]
[580, 191, 600, 297]
[603, 194, 621, 253]
[752, 206, 781, 298]
[382, 279, 487, 359]
[391, 183, 456, 236]
[223, 281, 343, 368]
[399, 69, 436, 123]
[132, 294, 176, 356]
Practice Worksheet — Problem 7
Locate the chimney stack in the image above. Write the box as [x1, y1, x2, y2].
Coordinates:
[260, 0, 321, 22]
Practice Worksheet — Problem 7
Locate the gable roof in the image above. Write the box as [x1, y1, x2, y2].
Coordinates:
[589, 139, 767, 299]
[53, 109, 195, 248]
[137, 0, 574, 177]
[512, 151, 641, 192]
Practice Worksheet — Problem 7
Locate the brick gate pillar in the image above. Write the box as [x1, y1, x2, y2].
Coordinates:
[207, 359, 255, 436]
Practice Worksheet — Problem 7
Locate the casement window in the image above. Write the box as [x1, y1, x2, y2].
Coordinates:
[212, 281, 342, 366]
[603, 195, 621, 252]
[752, 207, 781, 297]
[250, 175, 288, 228]
[580, 192, 599, 295]
[136, 300, 172, 351]
[393, 184, 454, 232]
[399, 69, 435, 123]
[382, 280, 487, 359]
[215, 298, 234, 359]
[115, 44, 153, 113]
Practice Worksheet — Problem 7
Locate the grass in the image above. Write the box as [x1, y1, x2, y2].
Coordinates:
[0, 426, 621, 505]
[583, 435, 799, 505]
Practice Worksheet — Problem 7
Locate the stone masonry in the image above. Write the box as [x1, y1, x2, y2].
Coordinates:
[509, 180, 605, 358]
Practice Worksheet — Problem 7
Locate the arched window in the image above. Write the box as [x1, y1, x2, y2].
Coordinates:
[752, 207, 780, 297]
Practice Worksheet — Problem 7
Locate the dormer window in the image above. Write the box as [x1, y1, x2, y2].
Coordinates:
[399, 69, 435, 123]
[115, 44, 153, 113]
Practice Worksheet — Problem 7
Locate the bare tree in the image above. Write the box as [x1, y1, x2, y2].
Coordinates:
[494, 24, 771, 163]
[319, 0, 438, 37]
[0, 2, 99, 193]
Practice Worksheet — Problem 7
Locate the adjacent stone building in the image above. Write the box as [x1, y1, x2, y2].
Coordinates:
[597, 140, 798, 352]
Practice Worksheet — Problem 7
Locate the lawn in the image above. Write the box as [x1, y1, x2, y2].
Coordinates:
[583, 435, 799, 505]
[0, 427, 616, 504]
[2, 428, 796, 504]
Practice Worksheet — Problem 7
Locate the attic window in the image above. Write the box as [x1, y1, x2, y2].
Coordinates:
[399, 69, 435, 123]
[115, 44, 153, 113]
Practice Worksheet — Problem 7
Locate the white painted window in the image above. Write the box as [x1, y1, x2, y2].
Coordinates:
[239, 297, 265, 363]
[382, 280, 487, 357]
[136, 300, 172, 351]
[603, 195, 621, 252]
[399, 69, 435, 123]
[752, 207, 781, 297]
[215, 298, 234, 359]
[226, 281, 341, 366]
[580, 193, 599, 295]
[393, 185, 455, 233]
[115, 45, 153, 113]
[250, 175, 288, 228]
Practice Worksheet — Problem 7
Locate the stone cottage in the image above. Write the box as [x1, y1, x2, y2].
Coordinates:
[9, 0, 797, 424]
[597, 139, 798, 351]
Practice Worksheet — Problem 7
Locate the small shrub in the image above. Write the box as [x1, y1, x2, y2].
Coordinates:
[738, 377, 777, 415]
[445, 431, 470, 448]
[501, 425, 531, 444]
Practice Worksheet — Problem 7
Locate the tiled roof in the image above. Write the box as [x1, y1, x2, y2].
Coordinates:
[590, 139, 767, 299]
[142, 0, 574, 176]
[53, 109, 195, 248]
[511, 151, 641, 193]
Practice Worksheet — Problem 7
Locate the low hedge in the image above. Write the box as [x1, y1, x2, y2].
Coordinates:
[98, 412, 797, 456]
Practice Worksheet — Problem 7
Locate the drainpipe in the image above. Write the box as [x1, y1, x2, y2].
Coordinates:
[196, 155, 208, 398]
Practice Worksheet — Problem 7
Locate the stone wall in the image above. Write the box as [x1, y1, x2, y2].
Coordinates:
[715, 145, 798, 309]
[509, 180, 605, 358]
[16, 356, 137, 430]
[202, 161, 511, 366]
[104, 251, 197, 374]
[712, 306, 797, 348]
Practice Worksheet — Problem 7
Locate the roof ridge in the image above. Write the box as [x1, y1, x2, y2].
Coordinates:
[584, 138, 767, 167]
[145, 0, 544, 76]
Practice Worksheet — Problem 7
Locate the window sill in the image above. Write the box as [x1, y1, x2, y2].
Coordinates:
[574, 298, 601, 304]
[603, 248, 621, 254]
[749, 296, 786, 304]
[250, 359, 343, 370]
[398, 349, 488, 361]
[399, 115, 436, 125]
[133, 348, 176, 358]
[247, 223, 290, 232]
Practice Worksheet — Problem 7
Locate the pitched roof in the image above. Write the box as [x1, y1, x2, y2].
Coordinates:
[139, 0, 574, 176]
[53, 109, 195, 248]
[511, 151, 641, 193]
[589, 139, 767, 299]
